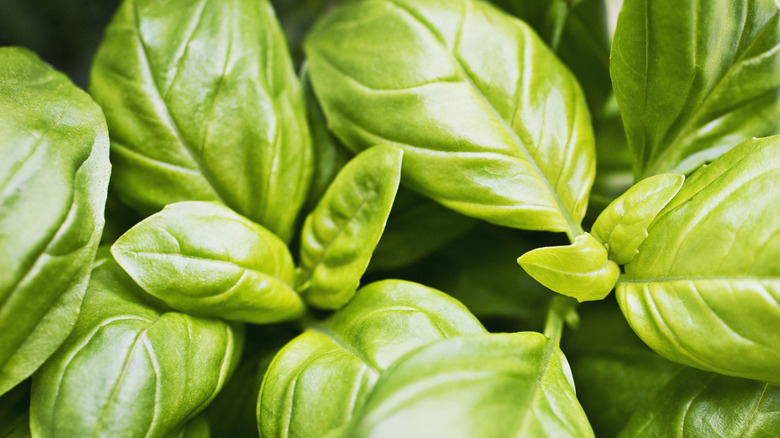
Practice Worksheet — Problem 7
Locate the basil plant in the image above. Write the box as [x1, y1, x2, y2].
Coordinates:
[1, 0, 778, 436]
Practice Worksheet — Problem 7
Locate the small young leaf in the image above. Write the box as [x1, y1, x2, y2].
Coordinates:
[30, 258, 242, 438]
[340, 333, 594, 438]
[298, 145, 403, 309]
[0, 47, 111, 396]
[518, 233, 619, 301]
[257, 280, 486, 438]
[112, 201, 303, 324]
[90, 0, 313, 242]
[617, 136, 780, 384]
[591, 173, 685, 264]
[305, 0, 595, 236]
[611, 0, 780, 177]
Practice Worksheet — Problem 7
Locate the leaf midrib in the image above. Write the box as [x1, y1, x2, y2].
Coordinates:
[385, 0, 584, 239]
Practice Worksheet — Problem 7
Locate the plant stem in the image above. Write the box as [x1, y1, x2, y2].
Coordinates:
[543, 295, 576, 347]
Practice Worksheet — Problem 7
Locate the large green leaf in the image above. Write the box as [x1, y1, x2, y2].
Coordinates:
[611, 0, 780, 178]
[339, 333, 594, 438]
[30, 257, 243, 438]
[298, 145, 403, 309]
[619, 369, 780, 437]
[617, 136, 780, 384]
[305, 0, 595, 237]
[257, 280, 486, 438]
[112, 201, 303, 324]
[0, 47, 111, 396]
[90, 0, 312, 242]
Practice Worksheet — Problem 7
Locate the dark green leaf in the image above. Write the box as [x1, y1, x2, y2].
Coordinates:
[611, 0, 780, 177]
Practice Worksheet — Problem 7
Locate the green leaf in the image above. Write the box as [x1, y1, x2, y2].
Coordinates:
[305, 0, 595, 236]
[112, 201, 303, 324]
[167, 417, 210, 438]
[619, 369, 780, 437]
[592, 173, 685, 264]
[30, 257, 243, 438]
[518, 233, 620, 301]
[0, 47, 111, 396]
[611, 0, 780, 178]
[257, 280, 486, 438]
[90, 0, 312, 242]
[369, 187, 477, 272]
[339, 333, 594, 438]
[298, 145, 403, 309]
[0, 380, 31, 438]
[617, 136, 780, 384]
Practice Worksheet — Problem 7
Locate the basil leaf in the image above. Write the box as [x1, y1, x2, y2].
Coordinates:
[298, 145, 403, 309]
[0, 47, 111, 395]
[30, 257, 243, 438]
[591, 173, 684, 264]
[258, 280, 486, 438]
[167, 417, 210, 438]
[90, 0, 313, 242]
[619, 369, 780, 437]
[112, 201, 303, 324]
[340, 333, 594, 438]
[518, 233, 620, 302]
[611, 0, 780, 177]
[305, 0, 595, 236]
[617, 136, 780, 384]
[0, 380, 30, 438]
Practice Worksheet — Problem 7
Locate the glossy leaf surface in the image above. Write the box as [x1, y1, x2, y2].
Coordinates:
[0, 47, 111, 395]
[90, 0, 312, 242]
[592, 173, 684, 264]
[619, 369, 780, 437]
[617, 136, 780, 383]
[257, 280, 486, 438]
[305, 0, 595, 235]
[298, 146, 403, 309]
[31, 257, 242, 438]
[340, 333, 594, 438]
[611, 0, 780, 177]
[518, 233, 619, 301]
[112, 201, 303, 324]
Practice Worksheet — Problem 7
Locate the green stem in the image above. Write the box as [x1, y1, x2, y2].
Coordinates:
[544, 0, 571, 52]
[543, 295, 573, 346]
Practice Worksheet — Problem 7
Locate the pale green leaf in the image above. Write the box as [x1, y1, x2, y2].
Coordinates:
[0, 47, 110, 396]
[611, 0, 780, 177]
[298, 145, 403, 309]
[90, 0, 312, 242]
[30, 257, 243, 438]
[305, 0, 595, 236]
[617, 136, 780, 384]
[257, 280, 486, 438]
[518, 233, 620, 301]
[340, 333, 594, 438]
[592, 173, 684, 264]
[112, 201, 303, 324]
